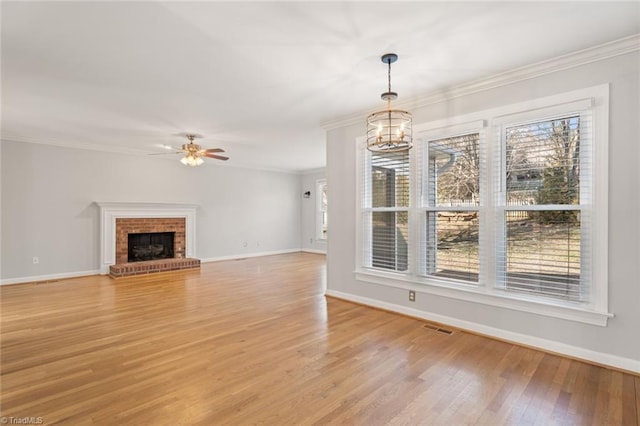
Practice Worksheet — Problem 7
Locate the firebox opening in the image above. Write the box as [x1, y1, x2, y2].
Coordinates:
[128, 232, 175, 262]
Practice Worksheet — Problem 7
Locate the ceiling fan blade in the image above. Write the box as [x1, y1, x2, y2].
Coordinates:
[148, 151, 183, 155]
[204, 153, 229, 161]
[204, 148, 225, 153]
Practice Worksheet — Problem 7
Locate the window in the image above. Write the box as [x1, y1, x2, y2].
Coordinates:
[362, 151, 409, 272]
[316, 180, 328, 240]
[357, 86, 610, 325]
[422, 133, 481, 283]
[497, 116, 586, 301]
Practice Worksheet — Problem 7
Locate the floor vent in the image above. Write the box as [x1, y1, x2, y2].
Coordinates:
[423, 324, 454, 335]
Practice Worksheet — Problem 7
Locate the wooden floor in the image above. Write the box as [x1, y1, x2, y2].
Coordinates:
[1, 253, 638, 425]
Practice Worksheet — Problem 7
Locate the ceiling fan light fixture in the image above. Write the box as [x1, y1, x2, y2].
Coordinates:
[180, 153, 203, 167]
[153, 133, 227, 166]
[366, 53, 413, 152]
[179, 134, 206, 167]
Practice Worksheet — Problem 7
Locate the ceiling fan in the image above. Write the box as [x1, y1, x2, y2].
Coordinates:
[152, 133, 229, 167]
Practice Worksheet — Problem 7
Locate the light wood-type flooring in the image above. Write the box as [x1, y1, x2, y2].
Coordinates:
[1, 253, 638, 425]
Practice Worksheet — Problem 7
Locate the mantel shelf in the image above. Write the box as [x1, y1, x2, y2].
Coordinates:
[97, 202, 197, 275]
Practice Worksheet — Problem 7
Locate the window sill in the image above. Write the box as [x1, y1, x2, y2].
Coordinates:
[354, 269, 613, 327]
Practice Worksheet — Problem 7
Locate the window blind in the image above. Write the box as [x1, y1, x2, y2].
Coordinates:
[422, 133, 481, 283]
[497, 114, 591, 301]
[363, 150, 410, 272]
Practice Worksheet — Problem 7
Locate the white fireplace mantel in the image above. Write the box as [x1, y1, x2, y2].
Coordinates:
[96, 202, 198, 275]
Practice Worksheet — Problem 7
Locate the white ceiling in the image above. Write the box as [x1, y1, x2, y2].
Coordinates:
[2, 2, 639, 172]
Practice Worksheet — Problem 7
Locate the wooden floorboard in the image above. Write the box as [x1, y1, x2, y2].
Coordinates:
[0, 252, 637, 425]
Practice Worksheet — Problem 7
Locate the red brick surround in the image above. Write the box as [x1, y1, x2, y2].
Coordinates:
[115, 218, 186, 264]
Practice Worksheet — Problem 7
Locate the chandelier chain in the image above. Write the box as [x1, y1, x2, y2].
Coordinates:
[387, 59, 393, 109]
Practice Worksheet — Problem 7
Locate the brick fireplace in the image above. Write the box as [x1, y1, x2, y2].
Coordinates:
[97, 202, 199, 277]
[115, 217, 185, 264]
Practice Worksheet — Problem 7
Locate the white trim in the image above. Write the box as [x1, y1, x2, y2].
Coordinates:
[355, 270, 612, 327]
[355, 136, 365, 268]
[96, 202, 198, 275]
[414, 119, 487, 140]
[491, 98, 593, 122]
[591, 86, 609, 314]
[321, 34, 639, 130]
[0, 249, 315, 285]
[301, 248, 327, 255]
[200, 248, 301, 263]
[300, 167, 326, 176]
[316, 179, 328, 241]
[325, 290, 639, 374]
[0, 270, 100, 286]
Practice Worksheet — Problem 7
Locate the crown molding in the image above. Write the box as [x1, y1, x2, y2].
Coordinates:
[321, 34, 640, 130]
[300, 167, 327, 176]
[1, 137, 302, 175]
[0, 137, 149, 156]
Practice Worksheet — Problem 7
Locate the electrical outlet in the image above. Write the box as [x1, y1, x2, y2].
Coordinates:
[243, 241, 248, 248]
[409, 290, 415, 302]
[33, 257, 39, 264]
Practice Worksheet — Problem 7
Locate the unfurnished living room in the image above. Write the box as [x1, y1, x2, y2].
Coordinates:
[1, 2, 639, 425]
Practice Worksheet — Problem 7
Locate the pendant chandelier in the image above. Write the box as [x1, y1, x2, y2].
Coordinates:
[366, 53, 412, 152]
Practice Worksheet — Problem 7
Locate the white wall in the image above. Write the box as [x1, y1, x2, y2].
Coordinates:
[0, 141, 301, 281]
[299, 168, 327, 253]
[326, 51, 640, 371]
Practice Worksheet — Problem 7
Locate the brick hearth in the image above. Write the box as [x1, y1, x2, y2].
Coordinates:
[111, 217, 200, 278]
[109, 258, 200, 278]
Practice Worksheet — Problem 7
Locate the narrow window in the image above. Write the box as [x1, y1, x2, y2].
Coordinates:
[423, 133, 481, 283]
[363, 151, 410, 272]
[316, 180, 328, 240]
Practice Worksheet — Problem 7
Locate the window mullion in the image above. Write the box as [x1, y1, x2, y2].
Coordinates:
[478, 127, 491, 291]
[408, 138, 421, 277]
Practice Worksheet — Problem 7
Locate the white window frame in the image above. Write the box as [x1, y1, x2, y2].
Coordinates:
[316, 179, 328, 241]
[418, 121, 486, 286]
[493, 108, 590, 302]
[355, 85, 611, 326]
[360, 151, 411, 272]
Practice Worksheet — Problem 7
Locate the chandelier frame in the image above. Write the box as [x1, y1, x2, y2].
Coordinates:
[366, 53, 413, 153]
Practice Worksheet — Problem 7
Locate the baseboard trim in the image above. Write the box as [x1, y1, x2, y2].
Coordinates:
[301, 249, 327, 255]
[0, 270, 101, 286]
[325, 289, 640, 375]
[2, 250, 306, 284]
[200, 249, 302, 263]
